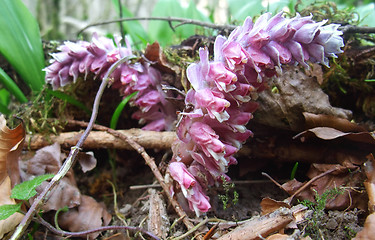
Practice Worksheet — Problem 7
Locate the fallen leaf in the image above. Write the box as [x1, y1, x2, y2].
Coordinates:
[0, 177, 24, 239]
[255, 65, 352, 131]
[302, 112, 366, 132]
[266, 233, 289, 240]
[58, 195, 111, 239]
[0, 115, 25, 238]
[282, 163, 367, 210]
[0, 116, 25, 186]
[144, 42, 180, 74]
[261, 197, 290, 215]
[294, 127, 375, 145]
[77, 151, 97, 173]
[21, 142, 81, 211]
[353, 212, 375, 240]
[364, 154, 375, 213]
[21, 142, 111, 238]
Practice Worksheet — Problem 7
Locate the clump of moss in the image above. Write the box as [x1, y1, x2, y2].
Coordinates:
[295, 0, 358, 25]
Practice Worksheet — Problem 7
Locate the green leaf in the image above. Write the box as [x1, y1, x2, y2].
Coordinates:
[0, 88, 11, 115]
[0, 68, 28, 103]
[0, 0, 45, 92]
[149, 0, 210, 46]
[0, 203, 21, 220]
[11, 174, 54, 200]
[0, 89, 10, 106]
[110, 91, 137, 129]
[357, 3, 375, 27]
[227, 0, 264, 21]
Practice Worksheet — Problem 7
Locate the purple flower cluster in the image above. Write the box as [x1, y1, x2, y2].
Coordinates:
[44, 33, 176, 131]
[168, 12, 344, 216]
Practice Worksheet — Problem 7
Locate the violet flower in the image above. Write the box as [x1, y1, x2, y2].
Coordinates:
[44, 33, 176, 131]
[168, 11, 344, 216]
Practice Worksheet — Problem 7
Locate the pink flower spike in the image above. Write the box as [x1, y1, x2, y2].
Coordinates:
[169, 162, 196, 189]
[188, 122, 227, 162]
[186, 48, 209, 91]
[222, 41, 248, 70]
[194, 88, 230, 122]
[135, 90, 160, 112]
[208, 62, 237, 92]
[188, 186, 211, 216]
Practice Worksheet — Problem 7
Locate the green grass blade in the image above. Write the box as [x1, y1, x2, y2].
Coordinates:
[110, 92, 137, 129]
[0, 0, 45, 92]
[0, 68, 28, 103]
[45, 89, 91, 115]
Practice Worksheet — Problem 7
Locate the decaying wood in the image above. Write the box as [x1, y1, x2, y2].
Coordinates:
[25, 129, 177, 150]
[217, 205, 308, 240]
[147, 189, 169, 239]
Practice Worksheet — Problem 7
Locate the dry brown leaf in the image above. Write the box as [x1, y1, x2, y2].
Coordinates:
[144, 42, 180, 74]
[303, 112, 366, 132]
[364, 154, 375, 212]
[77, 151, 97, 173]
[282, 163, 367, 210]
[255, 65, 352, 131]
[21, 142, 81, 211]
[353, 212, 375, 240]
[0, 116, 25, 186]
[261, 197, 290, 215]
[0, 115, 25, 238]
[58, 195, 111, 239]
[294, 127, 375, 146]
[266, 233, 289, 240]
[0, 177, 24, 239]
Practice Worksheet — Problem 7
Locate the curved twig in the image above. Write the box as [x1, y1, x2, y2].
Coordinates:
[77, 17, 236, 36]
[36, 214, 160, 240]
[10, 56, 133, 240]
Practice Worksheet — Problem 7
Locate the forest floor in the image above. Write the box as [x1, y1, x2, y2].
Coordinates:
[2, 35, 375, 240]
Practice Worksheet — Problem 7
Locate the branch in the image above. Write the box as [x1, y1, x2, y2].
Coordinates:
[10, 56, 132, 240]
[77, 17, 236, 36]
[340, 25, 375, 34]
[25, 127, 176, 150]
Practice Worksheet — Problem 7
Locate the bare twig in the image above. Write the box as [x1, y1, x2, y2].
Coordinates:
[35, 214, 160, 240]
[286, 167, 337, 204]
[10, 56, 132, 240]
[77, 17, 236, 36]
[340, 25, 375, 34]
[67, 120, 197, 235]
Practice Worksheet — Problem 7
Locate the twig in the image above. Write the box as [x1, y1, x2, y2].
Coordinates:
[340, 25, 375, 34]
[35, 214, 160, 240]
[77, 17, 236, 36]
[10, 56, 132, 240]
[129, 183, 162, 190]
[286, 168, 337, 204]
[66, 120, 198, 235]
